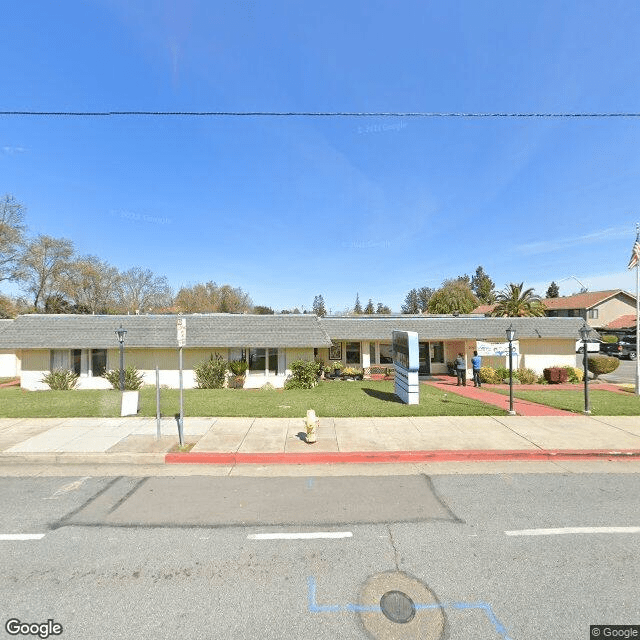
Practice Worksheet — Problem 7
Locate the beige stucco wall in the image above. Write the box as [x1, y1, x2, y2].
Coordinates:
[596, 295, 637, 327]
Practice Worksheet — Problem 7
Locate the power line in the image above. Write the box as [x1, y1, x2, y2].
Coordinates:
[1, 110, 640, 118]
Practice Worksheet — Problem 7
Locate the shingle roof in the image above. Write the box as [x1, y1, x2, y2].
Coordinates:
[319, 316, 591, 340]
[541, 289, 635, 310]
[603, 314, 637, 330]
[0, 314, 332, 349]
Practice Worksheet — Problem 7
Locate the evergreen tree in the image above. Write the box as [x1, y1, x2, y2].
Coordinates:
[545, 281, 560, 298]
[427, 281, 478, 314]
[401, 289, 420, 314]
[376, 302, 392, 314]
[417, 287, 435, 312]
[364, 298, 375, 314]
[471, 266, 496, 304]
[312, 294, 327, 316]
[354, 293, 363, 314]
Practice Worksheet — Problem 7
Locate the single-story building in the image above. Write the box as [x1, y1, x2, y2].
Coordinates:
[0, 313, 594, 390]
[0, 320, 19, 379]
[0, 314, 331, 390]
[316, 315, 591, 376]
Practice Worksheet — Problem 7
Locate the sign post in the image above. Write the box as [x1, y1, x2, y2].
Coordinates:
[176, 318, 186, 446]
[392, 330, 419, 404]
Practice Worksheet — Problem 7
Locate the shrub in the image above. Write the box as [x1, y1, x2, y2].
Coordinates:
[601, 335, 618, 343]
[494, 367, 509, 382]
[285, 359, 321, 390]
[103, 366, 144, 390]
[479, 366, 500, 384]
[41, 369, 79, 390]
[588, 356, 620, 379]
[331, 361, 344, 371]
[543, 367, 569, 384]
[563, 366, 584, 383]
[342, 367, 363, 378]
[229, 359, 248, 376]
[515, 368, 537, 385]
[261, 382, 276, 391]
[194, 354, 228, 389]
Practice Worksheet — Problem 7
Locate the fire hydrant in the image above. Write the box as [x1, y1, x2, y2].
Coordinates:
[305, 409, 319, 444]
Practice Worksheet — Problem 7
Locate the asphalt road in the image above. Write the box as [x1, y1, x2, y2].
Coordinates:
[1, 473, 639, 640]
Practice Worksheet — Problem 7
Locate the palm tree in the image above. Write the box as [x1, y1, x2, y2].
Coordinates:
[491, 282, 546, 317]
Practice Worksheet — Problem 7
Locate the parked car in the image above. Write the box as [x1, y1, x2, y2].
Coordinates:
[575, 339, 601, 354]
[600, 338, 637, 360]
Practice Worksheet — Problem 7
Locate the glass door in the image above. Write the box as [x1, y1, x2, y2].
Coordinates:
[418, 342, 431, 375]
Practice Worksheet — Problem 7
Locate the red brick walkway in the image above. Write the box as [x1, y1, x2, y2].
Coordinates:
[423, 376, 578, 416]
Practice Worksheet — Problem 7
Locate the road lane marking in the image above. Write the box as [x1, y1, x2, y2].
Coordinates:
[0, 534, 46, 540]
[505, 526, 640, 536]
[307, 577, 513, 640]
[248, 532, 352, 540]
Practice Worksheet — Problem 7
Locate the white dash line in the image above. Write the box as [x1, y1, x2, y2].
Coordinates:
[505, 526, 640, 537]
[0, 534, 46, 541]
[248, 532, 353, 540]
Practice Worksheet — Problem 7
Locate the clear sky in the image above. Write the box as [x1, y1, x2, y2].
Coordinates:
[2, 0, 640, 313]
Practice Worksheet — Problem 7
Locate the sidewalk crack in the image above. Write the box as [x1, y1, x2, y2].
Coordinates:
[387, 524, 400, 570]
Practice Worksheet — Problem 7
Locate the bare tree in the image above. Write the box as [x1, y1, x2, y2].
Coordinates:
[174, 281, 252, 313]
[117, 266, 173, 313]
[0, 194, 27, 283]
[62, 255, 122, 314]
[17, 235, 74, 310]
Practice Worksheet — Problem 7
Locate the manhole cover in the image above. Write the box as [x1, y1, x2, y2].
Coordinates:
[380, 590, 416, 624]
[359, 571, 444, 640]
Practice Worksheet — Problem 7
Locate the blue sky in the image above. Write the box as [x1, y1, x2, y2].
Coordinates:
[2, 0, 640, 312]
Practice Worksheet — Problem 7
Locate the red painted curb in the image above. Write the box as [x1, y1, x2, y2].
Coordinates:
[165, 449, 640, 465]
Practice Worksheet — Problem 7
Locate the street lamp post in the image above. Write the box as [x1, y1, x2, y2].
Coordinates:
[115, 325, 127, 392]
[506, 324, 516, 416]
[579, 322, 591, 415]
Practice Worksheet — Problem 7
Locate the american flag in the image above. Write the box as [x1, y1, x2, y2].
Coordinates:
[628, 231, 640, 270]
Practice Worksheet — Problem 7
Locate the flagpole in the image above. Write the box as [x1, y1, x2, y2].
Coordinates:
[636, 236, 639, 396]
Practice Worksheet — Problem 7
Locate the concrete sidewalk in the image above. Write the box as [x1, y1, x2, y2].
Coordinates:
[0, 414, 639, 465]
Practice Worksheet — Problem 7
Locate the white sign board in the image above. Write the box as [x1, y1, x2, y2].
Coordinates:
[392, 330, 420, 405]
[120, 390, 140, 417]
[177, 318, 186, 347]
[476, 340, 519, 357]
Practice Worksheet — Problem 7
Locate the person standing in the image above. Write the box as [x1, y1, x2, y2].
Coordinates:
[455, 352, 466, 386]
[471, 350, 482, 387]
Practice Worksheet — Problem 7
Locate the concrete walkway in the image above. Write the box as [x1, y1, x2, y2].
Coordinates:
[0, 413, 639, 465]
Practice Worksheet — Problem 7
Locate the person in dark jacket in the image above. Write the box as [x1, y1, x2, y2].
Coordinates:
[455, 353, 466, 386]
[471, 350, 482, 387]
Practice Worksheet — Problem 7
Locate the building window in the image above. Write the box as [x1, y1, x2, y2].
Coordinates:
[546, 310, 557, 317]
[91, 349, 107, 377]
[569, 309, 582, 317]
[248, 348, 278, 374]
[379, 343, 393, 364]
[369, 342, 376, 364]
[430, 342, 444, 363]
[50, 349, 69, 372]
[588, 309, 598, 319]
[345, 342, 361, 365]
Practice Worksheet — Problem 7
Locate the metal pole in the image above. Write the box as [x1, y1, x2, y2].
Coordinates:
[156, 366, 161, 439]
[508, 339, 515, 415]
[583, 336, 590, 414]
[178, 346, 184, 446]
[119, 342, 124, 392]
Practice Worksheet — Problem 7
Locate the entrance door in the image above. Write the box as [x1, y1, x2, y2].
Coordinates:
[418, 342, 431, 375]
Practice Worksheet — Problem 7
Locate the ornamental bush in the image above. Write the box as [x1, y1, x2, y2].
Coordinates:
[103, 366, 144, 390]
[479, 366, 500, 384]
[194, 354, 228, 389]
[228, 359, 248, 376]
[587, 356, 620, 379]
[41, 369, 79, 390]
[284, 359, 322, 390]
[515, 368, 537, 385]
[563, 366, 584, 383]
[543, 367, 569, 384]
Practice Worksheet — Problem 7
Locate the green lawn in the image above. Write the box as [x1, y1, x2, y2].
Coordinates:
[491, 387, 640, 415]
[0, 381, 504, 418]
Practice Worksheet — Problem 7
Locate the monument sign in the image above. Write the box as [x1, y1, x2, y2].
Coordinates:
[392, 330, 419, 404]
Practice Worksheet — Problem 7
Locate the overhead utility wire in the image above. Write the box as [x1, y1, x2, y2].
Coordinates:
[1, 110, 640, 118]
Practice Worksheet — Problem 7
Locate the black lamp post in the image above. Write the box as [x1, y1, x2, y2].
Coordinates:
[579, 322, 591, 415]
[506, 324, 516, 415]
[115, 325, 127, 392]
